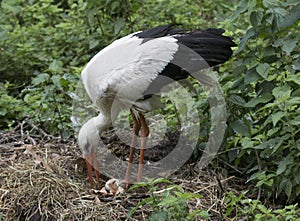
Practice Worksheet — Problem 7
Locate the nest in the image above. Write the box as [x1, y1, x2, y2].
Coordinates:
[0, 128, 248, 220]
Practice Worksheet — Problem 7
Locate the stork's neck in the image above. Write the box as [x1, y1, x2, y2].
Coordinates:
[93, 113, 111, 135]
[78, 113, 111, 157]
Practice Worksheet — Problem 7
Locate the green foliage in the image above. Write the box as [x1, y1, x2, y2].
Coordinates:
[220, 0, 300, 202]
[0, 82, 28, 128]
[130, 0, 213, 29]
[225, 191, 300, 220]
[0, 0, 215, 136]
[0, 0, 137, 135]
[128, 178, 209, 220]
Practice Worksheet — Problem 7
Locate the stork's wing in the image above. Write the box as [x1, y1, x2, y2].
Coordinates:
[81, 25, 235, 113]
[81, 34, 179, 108]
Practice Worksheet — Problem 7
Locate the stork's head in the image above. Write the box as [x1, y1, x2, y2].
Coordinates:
[78, 114, 111, 157]
[78, 117, 101, 157]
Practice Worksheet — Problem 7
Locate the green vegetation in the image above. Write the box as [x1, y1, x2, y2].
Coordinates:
[1, 0, 299, 219]
[128, 178, 209, 220]
[225, 191, 300, 220]
[221, 0, 300, 204]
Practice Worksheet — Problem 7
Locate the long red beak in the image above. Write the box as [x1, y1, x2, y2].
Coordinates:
[85, 147, 100, 189]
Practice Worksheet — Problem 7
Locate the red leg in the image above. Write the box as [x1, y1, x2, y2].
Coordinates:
[137, 113, 149, 182]
[125, 111, 141, 189]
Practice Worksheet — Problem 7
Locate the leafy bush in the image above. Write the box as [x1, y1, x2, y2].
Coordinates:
[0, 82, 28, 128]
[225, 191, 300, 220]
[0, 0, 222, 134]
[219, 0, 300, 202]
[0, 0, 136, 135]
[128, 178, 209, 220]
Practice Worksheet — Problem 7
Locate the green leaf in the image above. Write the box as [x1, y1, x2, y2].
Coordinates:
[244, 67, 261, 84]
[49, 59, 62, 72]
[278, 5, 300, 29]
[158, 196, 177, 206]
[272, 85, 291, 101]
[236, 28, 255, 54]
[229, 95, 246, 106]
[253, 142, 268, 150]
[240, 137, 255, 149]
[1, 0, 22, 14]
[282, 38, 298, 55]
[149, 210, 167, 221]
[244, 93, 273, 108]
[280, 0, 300, 6]
[263, 0, 279, 8]
[151, 178, 171, 185]
[276, 156, 294, 175]
[290, 115, 300, 125]
[230, 120, 250, 136]
[250, 11, 263, 29]
[248, 171, 266, 182]
[110, 1, 120, 11]
[89, 39, 99, 50]
[256, 63, 270, 78]
[32, 73, 50, 85]
[295, 171, 300, 185]
[0, 107, 8, 116]
[23, 93, 31, 104]
[114, 18, 125, 35]
[267, 127, 279, 136]
[288, 97, 300, 105]
[265, 13, 275, 25]
[292, 58, 300, 71]
[232, 0, 248, 19]
[273, 38, 284, 47]
[286, 73, 300, 84]
[257, 81, 276, 94]
[273, 7, 287, 16]
[51, 75, 62, 89]
[279, 179, 293, 198]
[262, 46, 276, 57]
[272, 111, 285, 126]
[260, 137, 283, 155]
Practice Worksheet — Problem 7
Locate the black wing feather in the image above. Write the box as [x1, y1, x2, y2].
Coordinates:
[175, 29, 236, 66]
[133, 25, 236, 99]
[134, 24, 184, 38]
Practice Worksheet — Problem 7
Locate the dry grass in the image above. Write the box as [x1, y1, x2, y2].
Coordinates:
[0, 129, 247, 220]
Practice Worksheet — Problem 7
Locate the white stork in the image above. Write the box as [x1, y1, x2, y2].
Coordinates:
[78, 24, 235, 189]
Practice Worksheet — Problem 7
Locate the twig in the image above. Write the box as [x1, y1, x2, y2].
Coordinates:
[153, 186, 176, 194]
[24, 145, 53, 173]
[217, 158, 243, 174]
[254, 149, 262, 200]
[25, 120, 51, 138]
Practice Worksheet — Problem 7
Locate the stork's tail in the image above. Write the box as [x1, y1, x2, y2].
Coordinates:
[175, 28, 236, 66]
[134, 24, 236, 67]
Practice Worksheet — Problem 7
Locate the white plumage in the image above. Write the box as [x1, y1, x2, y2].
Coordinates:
[78, 24, 235, 189]
[81, 33, 178, 115]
